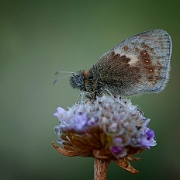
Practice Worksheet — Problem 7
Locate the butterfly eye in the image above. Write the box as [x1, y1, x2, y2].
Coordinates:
[76, 75, 83, 84]
[69, 72, 85, 91]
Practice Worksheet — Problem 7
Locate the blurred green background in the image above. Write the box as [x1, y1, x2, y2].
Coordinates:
[1, 0, 180, 179]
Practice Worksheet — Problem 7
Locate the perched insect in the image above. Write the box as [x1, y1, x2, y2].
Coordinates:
[57, 29, 172, 99]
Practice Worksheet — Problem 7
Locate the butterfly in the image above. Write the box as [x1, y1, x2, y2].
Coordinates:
[68, 29, 172, 99]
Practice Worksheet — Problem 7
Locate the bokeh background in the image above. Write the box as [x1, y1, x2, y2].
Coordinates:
[1, 1, 180, 180]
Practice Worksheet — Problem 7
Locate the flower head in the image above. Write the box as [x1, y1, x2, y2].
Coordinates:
[52, 95, 156, 174]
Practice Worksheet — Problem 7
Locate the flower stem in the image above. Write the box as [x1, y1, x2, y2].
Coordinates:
[94, 158, 110, 180]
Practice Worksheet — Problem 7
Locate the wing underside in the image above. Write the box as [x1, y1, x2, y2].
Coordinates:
[94, 29, 172, 95]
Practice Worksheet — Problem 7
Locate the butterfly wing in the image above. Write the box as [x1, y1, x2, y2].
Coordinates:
[94, 29, 172, 96]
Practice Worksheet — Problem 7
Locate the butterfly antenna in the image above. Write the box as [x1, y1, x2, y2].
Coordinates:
[53, 75, 71, 85]
[55, 70, 76, 75]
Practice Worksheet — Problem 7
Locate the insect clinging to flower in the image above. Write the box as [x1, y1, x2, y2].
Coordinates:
[56, 29, 172, 100]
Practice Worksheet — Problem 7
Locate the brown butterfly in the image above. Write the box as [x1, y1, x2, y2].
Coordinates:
[68, 29, 172, 99]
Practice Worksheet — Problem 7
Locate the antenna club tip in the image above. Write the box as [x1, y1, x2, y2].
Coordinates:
[53, 80, 57, 84]
[55, 71, 59, 75]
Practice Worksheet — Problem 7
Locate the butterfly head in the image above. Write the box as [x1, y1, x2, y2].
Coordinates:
[69, 70, 101, 99]
[69, 71, 86, 91]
